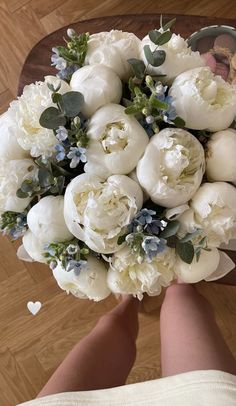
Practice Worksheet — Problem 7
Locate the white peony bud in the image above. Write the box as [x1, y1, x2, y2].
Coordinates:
[64, 173, 143, 254]
[27, 195, 73, 243]
[8, 76, 70, 157]
[107, 246, 175, 300]
[206, 129, 236, 182]
[70, 65, 122, 118]
[175, 248, 220, 283]
[84, 104, 149, 177]
[179, 182, 236, 247]
[17, 230, 47, 263]
[136, 128, 205, 208]
[0, 158, 36, 213]
[0, 111, 29, 160]
[169, 67, 236, 131]
[85, 30, 141, 80]
[140, 33, 204, 83]
[52, 256, 111, 301]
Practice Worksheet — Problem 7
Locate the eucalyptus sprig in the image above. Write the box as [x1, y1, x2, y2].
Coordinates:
[0, 211, 28, 240]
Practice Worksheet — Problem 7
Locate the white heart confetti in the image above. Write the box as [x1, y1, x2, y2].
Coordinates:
[27, 301, 42, 315]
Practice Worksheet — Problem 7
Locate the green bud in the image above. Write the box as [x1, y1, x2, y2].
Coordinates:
[142, 108, 149, 116]
[145, 75, 153, 86]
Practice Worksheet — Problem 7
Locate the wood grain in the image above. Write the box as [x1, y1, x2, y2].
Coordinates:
[0, 2, 236, 405]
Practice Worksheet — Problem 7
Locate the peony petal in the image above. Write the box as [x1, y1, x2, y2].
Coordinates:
[205, 251, 235, 281]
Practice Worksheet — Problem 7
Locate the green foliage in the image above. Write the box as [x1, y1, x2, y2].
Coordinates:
[39, 107, 66, 129]
[159, 220, 180, 238]
[56, 32, 89, 67]
[60, 91, 84, 117]
[127, 58, 146, 79]
[144, 45, 166, 67]
[176, 240, 195, 264]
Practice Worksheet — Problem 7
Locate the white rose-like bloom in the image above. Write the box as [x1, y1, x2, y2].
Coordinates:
[70, 65, 122, 118]
[8, 76, 70, 157]
[206, 129, 236, 182]
[169, 67, 236, 131]
[84, 104, 149, 178]
[27, 196, 73, 243]
[140, 33, 204, 83]
[85, 30, 141, 80]
[64, 173, 143, 254]
[0, 112, 28, 160]
[17, 230, 47, 263]
[136, 128, 205, 208]
[179, 182, 236, 247]
[175, 247, 220, 283]
[107, 246, 175, 300]
[0, 158, 36, 213]
[53, 256, 111, 301]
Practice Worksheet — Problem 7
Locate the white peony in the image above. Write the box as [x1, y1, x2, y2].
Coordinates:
[178, 182, 236, 247]
[85, 30, 141, 80]
[27, 195, 73, 243]
[8, 76, 70, 157]
[206, 129, 236, 182]
[169, 67, 236, 131]
[17, 230, 47, 263]
[52, 256, 111, 301]
[70, 65, 122, 118]
[107, 246, 175, 300]
[64, 173, 143, 254]
[175, 248, 220, 283]
[0, 111, 29, 160]
[84, 104, 149, 178]
[0, 158, 36, 213]
[140, 33, 204, 83]
[136, 128, 205, 208]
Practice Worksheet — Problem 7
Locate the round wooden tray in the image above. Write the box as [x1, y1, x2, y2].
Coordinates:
[18, 14, 236, 285]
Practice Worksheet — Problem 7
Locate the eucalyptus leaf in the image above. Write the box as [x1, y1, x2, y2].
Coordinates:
[162, 18, 176, 31]
[180, 229, 202, 243]
[176, 241, 194, 264]
[127, 58, 145, 79]
[60, 91, 84, 117]
[38, 169, 54, 188]
[148, 30, 162, 44]
[144, 45, 155, 65]
[173, 116, 185, 128]
[166, 235, 178, 248]
[52, 92, 62, 104]
[16, 189, 28, 199]
[39, 107, 66, 129]
[155, 31, 172, 46]
[160, 220, 180, 238]
[20, 180, 34, 193]
[118, 234, 127, 245]
[152, 50, 166, 66]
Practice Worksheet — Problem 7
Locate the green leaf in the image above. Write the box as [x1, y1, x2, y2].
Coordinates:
[173, 116, 185, 128]
[16, 189, 28, 198]
[124, 105, 141, 115]
[117, 234, 127, 245]
[38, 169, 54, 188]
[180, 229, 202, 243]
[176, 241, 195, 264]
[39, 107, 66, 129]
[159, 220, 180, 238]
[20, 180, 34, 193]
[127, 58, 146, 79]
[148, 30, 162, 44]
[144, 45, 155, 65]
[150, 94, 169, 110]
[162, 18, 176, 31]
[52, 92, 62, 104]
[166, 235, 178, 248]
[152, 50, 166, 66]
[155, 31, 172, 46]
[60, 91, 84, 117]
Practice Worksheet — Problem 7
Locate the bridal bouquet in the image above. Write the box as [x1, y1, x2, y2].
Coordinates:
[1, 17, 236, 301]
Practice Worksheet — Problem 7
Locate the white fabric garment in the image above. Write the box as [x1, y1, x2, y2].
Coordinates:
[18, 370, 236, 406]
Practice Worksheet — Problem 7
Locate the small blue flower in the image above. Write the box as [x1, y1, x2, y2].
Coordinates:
[155, 84, 168, 101]
[67, 146, 87, 168]
[51, 54, 67, 71]
[163, 95, 177, 123]
[55, 144, 66, 162]
[66, 244, 79, 255]
[66, 259, 87, 276]
[44, 244, 56, 256]
[57, 65, 79, 80]
[142, 236, 167, 262]
[145, 219, 163, 235]
[56, 126, 68, 142]
[136, 209, 156, 226]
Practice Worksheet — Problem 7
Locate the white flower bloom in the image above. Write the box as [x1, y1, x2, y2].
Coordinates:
[206, 129, 236, 182]
[17, 230, 47, 263]
[85, 30, 141, 80]
[53, 256, 111, 301]
[8, 76, 70, 157]
[179, 182, 236, 247]
[169, 67, 236, 131]
[0, 158, 36, 213]
[64, 173, 143, 254]
[140, 33, 204, 83]
[84, 104, 149, 178]
[175, 248, 220, 283]
[0, 111, 29, 160]
[136, 128, 205, 208]
[107, 246, 175, 300]
[70, 65, 122, 118]
[27, 195, 73, 243]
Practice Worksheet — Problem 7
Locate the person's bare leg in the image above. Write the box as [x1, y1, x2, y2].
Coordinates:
[37, 296, 139, 397]
[160, 283, 236, 377]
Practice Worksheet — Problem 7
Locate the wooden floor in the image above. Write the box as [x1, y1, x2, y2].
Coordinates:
[1, 1, 236, 405]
